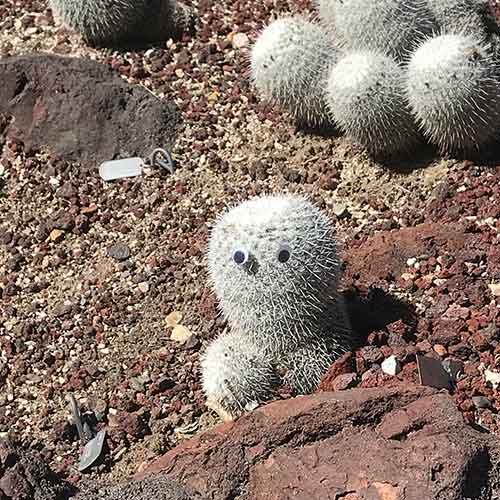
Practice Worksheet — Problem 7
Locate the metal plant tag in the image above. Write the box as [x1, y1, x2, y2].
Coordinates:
[78, 430, 106, 472]
[99, 157, 144, 181]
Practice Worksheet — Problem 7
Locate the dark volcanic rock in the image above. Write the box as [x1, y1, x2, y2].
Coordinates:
[0, 438, 75, 500]
[74, 476, 197, 500]
[137, 385, 500, 500]
[0, 54, 178, 167]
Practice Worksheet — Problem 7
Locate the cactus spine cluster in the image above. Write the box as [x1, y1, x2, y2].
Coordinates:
[250, 0, 500, 156]
[325, 51, 419, 155]
[202, 194, 352, 419]
[406, 32, 500, 152]
[49, 0, 194, 47]
[250, 15, 337, 128]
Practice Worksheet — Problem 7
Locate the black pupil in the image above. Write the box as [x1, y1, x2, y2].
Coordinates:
[278, 249, 290, 263]
[233, 250, 246, 264]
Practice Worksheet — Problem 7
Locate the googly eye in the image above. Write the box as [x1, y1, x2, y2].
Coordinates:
[276, 242, 291, 263]
[232, 248, 249, 265]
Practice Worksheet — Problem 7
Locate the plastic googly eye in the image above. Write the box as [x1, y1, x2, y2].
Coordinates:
[232, 248, 249, 265]
[276, 242, 291, 263]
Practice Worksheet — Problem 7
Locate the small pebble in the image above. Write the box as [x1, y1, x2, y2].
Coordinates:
[484, 369, 500, 390]
[107, 243, 131, 261]
[472, 396, 491, 410]
[49, 228, 64, 242]
[171, 325, 192, 344]
[381, 355, 401, 376]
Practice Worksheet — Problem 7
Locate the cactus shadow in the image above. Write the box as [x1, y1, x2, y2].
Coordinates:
[373, 142, 439, 173]
[455, 139, 500, 166]
[296, 123, 342, 139]
[342, 286, 417, 348]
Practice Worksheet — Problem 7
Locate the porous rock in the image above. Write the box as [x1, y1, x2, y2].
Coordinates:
[0, 54, 178, 168]
[74, 476, 197, 500]
[0, 438, 75, 500]
[136, 385, 500, 499]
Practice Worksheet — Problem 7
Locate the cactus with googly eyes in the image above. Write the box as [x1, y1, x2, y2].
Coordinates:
[202, 194, 352, 419]
[406, 32, 500, 153]
[250, 15, 338, 128]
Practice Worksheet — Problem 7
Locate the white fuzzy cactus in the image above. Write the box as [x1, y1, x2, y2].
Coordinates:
[406, 32, 500, 152]
[325, 50, 419, 156]
[203, 194, 352, 418]
[49, 0, 194, 47]
[316, 0, 436, 61]
[250, 16, 337, 128]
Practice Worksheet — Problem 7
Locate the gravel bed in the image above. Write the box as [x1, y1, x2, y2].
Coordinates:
[0, 0, 499, 489]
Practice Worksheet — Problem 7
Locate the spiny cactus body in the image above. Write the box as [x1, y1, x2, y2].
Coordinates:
[49, 0, 194, 47]
[316, 0, 436, 61]
[204, 194, 352, 418]
[426, 0, 489, 35]
[325, 50, 419, 155]
[406, 32, 500, 152]
[250, 16, 337, 128]
[201, 331, 279, 420]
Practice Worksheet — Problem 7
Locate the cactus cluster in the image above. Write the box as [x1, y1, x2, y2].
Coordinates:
[49, 0, 194, 47]
[250, 0, 500, 156]
[201, 194, 352, 420]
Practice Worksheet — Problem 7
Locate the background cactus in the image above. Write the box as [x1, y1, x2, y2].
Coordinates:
[203, 194, 352, 417]
[325, 50, 419, 156]
[250, 16, 337, 128]
[49, 0, 194, 47]
[406, 32, 500, 153]
[426, 0, 489, 36]
[316, 0, 437, 61]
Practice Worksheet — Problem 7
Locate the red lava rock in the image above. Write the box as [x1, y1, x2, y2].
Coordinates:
[345, 222, 473, 285]
[108, 410, 150, 439]
[137, 385, 500, 500]
[431, 318, 465, 347]
[318, 352, 355, 391]
[330, 372, 358, 391]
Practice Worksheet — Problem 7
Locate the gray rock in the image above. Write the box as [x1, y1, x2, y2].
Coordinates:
[74, 477, 197, 500]
[0, 54, 178, 168]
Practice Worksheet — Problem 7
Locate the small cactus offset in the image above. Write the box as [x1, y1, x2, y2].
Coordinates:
[325, 50, 419, 156]
[406, 32, 500, 153]
[250, 16, 337, 128]
[49, 0, 194, 47]
[201, 331, 280, 421]
[316, 0, 436, 61]
[203, 194, 352, 419]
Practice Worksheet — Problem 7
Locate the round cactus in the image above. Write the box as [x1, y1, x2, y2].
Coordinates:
[406, 32, 500, 153]
[204, 194, 352, 416]
[316, 0, 436, 61]
[426, 0, 489, 36]
[250, 16, 337, 128]
[49, 0, 194, 47]
[201, 331, 279, 420]
[325, 50, 419, 156]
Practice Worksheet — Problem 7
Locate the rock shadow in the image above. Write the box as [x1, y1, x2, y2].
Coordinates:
[342, 286, 417, 348]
